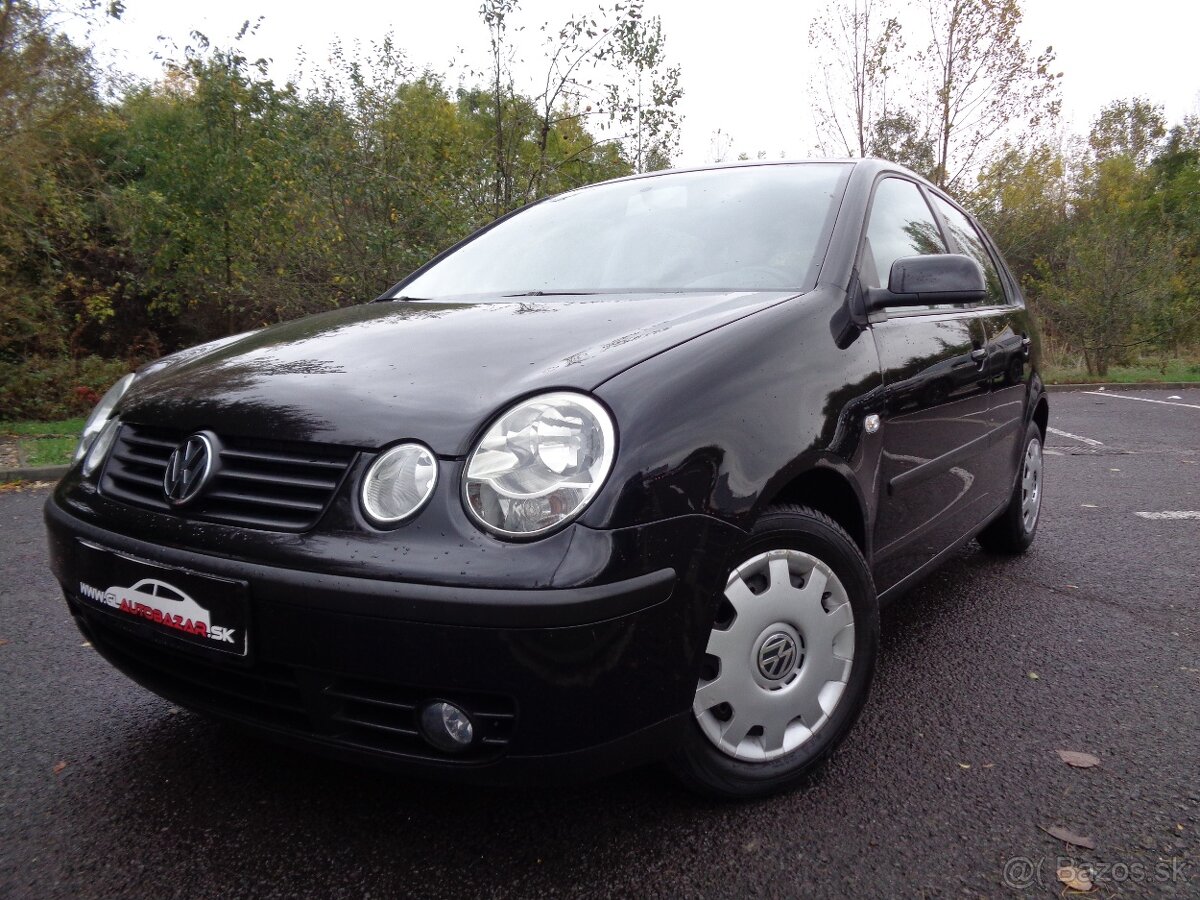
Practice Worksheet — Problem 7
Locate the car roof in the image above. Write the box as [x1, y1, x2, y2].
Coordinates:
[567, 157, 931, 195]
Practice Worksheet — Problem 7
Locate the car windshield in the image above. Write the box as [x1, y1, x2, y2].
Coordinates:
[396, 163, 852, 299]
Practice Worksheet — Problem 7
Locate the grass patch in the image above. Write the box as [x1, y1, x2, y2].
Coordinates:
[21, 436, 78, 467]
[1, 418, 84, 471]
[1043, 358, 1200, 385]
[0, 417, 87, 437]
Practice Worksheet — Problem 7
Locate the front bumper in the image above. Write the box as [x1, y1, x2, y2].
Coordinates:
[45, 492, 742, 783]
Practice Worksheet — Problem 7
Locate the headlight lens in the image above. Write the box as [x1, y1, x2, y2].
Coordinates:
[360, 442, 438, 525]
[74, 373, 134, 464]
[81, 418, 121, 478]
[463, 392, 616, 538]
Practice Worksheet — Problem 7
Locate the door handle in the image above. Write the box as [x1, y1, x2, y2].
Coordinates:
[1021, 335, 1032, 358]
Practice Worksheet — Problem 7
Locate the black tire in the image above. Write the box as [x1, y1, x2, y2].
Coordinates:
[668, 504, 879, 800]
[977, 420, 1043, 555]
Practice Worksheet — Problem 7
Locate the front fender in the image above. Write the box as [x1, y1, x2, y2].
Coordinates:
[583, 289, 883, 533]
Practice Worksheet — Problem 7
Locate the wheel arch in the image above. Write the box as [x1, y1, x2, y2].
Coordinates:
[1031, 392, 1049, 440]
[761, 462, 870, 561]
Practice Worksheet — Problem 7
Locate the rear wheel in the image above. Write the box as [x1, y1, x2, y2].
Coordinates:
[978, 421, 1043, 554]
[669, 505, 878, 799]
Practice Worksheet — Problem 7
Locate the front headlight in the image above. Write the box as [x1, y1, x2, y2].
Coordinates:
[74, 373, 135, 464]
[360, 442, 438, 525]
[463, 392, 616, 538]
[81, 418, 121, 478]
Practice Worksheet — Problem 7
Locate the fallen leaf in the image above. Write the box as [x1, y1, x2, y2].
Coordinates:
[1028, 672, 1040, 680]
[982, 763, 995, 768]
[0, 638, 8, 646]
[1057, 750, 1101, 768]
[52, 761, 67, 775]
[1167, 395, 1182, 400]
[1057, 865, 1094, 892]
[1082, 503, 1099, 508]
[1041, 824, 1096, 849]
[958, 762, 971, 769]
[79, 641, 92, 648]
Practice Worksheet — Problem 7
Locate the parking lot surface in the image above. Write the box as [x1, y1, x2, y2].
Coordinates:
[2, 388, 1197, 898]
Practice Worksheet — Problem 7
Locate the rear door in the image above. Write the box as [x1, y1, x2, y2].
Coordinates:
[861, 176, 994, 593]
[926, 194, 1031, 498]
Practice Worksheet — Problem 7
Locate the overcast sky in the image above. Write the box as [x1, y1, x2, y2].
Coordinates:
[80, 0, 1200, 165]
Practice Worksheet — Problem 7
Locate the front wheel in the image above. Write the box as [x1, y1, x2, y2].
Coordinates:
[669, 505, 879, 800]
[977, 421, 1043, 554]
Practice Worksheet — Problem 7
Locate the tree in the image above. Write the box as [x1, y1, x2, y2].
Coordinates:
[1145, 114, 1200, 365]
[0, 0, 100, 359]
[867, 108, 935, 176]
[917, 0, 1059, 190]
[479, 0, 520, 216]
[604, 10, 681, 172]
[1034, 156, 1176, 376]
[970, 141, 1070, 286]
[809, 0, 903, 159]
[1088, 97, 1166, 169]
[474, 1, 675, 207]
[109, 29, 323, 339]
[303, 39, 483, 300]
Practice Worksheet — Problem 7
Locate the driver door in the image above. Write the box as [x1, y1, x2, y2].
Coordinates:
[861, 177, 994, 594]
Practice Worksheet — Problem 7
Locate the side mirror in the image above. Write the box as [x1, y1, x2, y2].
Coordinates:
[865, 254, 988, 311]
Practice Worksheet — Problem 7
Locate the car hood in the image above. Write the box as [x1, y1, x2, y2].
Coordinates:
[121, 292, 794, 455]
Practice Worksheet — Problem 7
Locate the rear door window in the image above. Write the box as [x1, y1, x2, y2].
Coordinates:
[928, 195, 1007, 306]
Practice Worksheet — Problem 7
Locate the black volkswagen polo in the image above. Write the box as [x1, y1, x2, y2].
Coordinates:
[46, 159, 1047, 798]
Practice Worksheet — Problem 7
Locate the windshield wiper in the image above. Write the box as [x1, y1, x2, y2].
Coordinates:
[501, 290, 601, 297]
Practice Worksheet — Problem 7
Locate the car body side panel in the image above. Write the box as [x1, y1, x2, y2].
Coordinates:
[868, 311, 997, 592]
[979, 305, 1037, 462]
[586, 288, 885, 542]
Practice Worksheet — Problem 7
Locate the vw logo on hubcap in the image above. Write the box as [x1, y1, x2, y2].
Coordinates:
[163, 433, 214, 506]
[757, 631, 798, 681]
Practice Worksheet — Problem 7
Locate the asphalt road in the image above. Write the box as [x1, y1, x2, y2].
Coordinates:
[2, 388, 1197, 898]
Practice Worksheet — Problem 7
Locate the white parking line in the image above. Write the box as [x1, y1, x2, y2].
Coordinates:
[1135, 511, 1200, 520]
[1083, 391, 1200, 410]
[1047, 426, 1104, 447]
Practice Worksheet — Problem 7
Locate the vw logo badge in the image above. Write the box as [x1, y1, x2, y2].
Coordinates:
[163, 434, 214, 506]
[757, 632, 798, 681]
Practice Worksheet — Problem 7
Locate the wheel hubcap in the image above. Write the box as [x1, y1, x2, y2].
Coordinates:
[693, 548, 856, 762]
[1021, 436, 1042, 533]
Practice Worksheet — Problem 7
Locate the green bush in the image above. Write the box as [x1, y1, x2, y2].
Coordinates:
[0, 355, 132, 421]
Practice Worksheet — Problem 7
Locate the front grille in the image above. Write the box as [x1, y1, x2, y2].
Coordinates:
[83, 613, 516, 763]
[100, 423, 357, 532]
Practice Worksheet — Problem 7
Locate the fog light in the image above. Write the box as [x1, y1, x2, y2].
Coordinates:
[419, 701, 474, 752]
